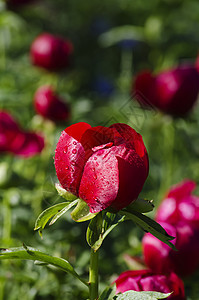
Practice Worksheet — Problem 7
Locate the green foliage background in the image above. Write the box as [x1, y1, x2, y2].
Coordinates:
[1, 0, 199, 299]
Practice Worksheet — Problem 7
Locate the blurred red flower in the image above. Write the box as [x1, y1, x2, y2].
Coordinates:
[54, 122, 149, 213]
[0, 111, 44, 157]
[156, 180, 199, 228]
[30, 33, 73, 71]
[143, 221, 199, 277]
[6, 0, 35, 8]
[133, 65, 199, 116]
[114, 269, 185, 300]
[34, 85, 70, 122]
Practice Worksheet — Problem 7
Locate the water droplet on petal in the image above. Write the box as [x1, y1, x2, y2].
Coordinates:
[94, 157, 97, 160]
[72, 149, 77, 154]
[65, 166, 69, 170]
[94, 175, 97, 180]
[71, 160, 76, 166]
[73, 141, 77, 145]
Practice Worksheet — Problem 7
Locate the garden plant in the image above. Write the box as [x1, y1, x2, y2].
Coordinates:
[1, 0, 199, 299]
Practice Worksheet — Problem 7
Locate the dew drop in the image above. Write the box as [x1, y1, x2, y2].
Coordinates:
[73, 141, 77, 145]
[72, 149, 77, 154]
[92, 167, 95, 172]
[94, 175, 97, 180]
[65, 166, 69, 170]
[94, 157, 97, 160]
[71, 160, 76, 166]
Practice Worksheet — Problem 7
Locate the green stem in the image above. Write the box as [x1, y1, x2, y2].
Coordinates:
[89, 248, 99, 300]
[157, 118, 175, 200]
[119, 48, 133, 93]
[2, 195, 12, 245]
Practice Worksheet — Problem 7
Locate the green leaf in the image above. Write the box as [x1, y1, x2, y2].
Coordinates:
[120, 210, 176, 250]
[114, 291, 171, 300]
[126, 198, 154, 214]
[86, 212, 125, 251]
[34, 200, 78, 237]
[71, 199, 98, 222]
[102, 212, 125, 241]
[87, 213, 103, 250]
[55, 183, 78, 201]
[99, 284, 117, 300]
[0, 245, 88, 287]
[98, 25, 145, 47]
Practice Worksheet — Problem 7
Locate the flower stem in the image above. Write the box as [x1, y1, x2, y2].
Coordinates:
[89, 248, 99, 300]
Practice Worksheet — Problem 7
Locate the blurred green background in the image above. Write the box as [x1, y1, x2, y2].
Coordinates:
[1, 0, 199, 299]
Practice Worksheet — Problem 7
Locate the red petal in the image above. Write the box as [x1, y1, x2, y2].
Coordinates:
[110, 147, 148, 211]
[54, 130, 86, 195]
[79, 144, 148, 213]
[79, 147, 119, 213]
[64, 122, 91, 142]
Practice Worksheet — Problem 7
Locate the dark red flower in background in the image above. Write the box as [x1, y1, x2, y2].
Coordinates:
[114, 269, 185, 300]
[34, 85, 70, 122]
[0, 111, 44, 157]
[54, 122, 149, 213]
[30, 33, 73, 71]
[6, 0, 35, 8]
[133, 65, 199, 116]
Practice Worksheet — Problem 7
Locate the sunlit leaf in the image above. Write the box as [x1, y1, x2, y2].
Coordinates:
[115, 290, 171, 299]
[34, 200, 78, 237]
[71, 199, 98, 222]
[0, 245, 88, 286]
[55, 183, 78, 201]
[98, 25, 145, 47]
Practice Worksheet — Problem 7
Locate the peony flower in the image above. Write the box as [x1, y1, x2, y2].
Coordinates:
[142, 221, 199, 277]
[156, 180, 199, 228]
[34, 85, 70, 122]
[30, 33, 73, 71]
[133, 65, 199, 116]
[54, 122, 149, 213]
[0, 111, 44, 157]
[114, 269, 185, 300]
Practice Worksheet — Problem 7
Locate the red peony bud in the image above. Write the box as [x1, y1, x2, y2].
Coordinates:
[54, 122, 149, 213]
[114, 269, 185, 300]
[34, 85, 70, 122]
[134, 65, 199, 116]
[30, 33, 73, 71]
